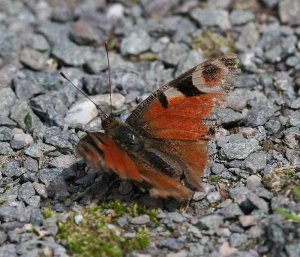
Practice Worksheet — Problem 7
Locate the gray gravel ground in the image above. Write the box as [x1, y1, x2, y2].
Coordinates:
[0, 0, 300, 257]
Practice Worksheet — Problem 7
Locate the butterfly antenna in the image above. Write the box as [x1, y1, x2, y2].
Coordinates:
[59, 71, 108, 121]
[104, 41, 113, 114]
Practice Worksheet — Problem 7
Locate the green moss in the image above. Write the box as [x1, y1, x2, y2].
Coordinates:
[42, 204, 56, 219]
[275, 186, 300, 223]
[208, 175, 221, 184]
[106, 37, 118, 51]
[282, 168, 296, 178]
[101, 200, 159, 224]
[193, 31, 235, 58]
[50, 200, 158, 257]
[294, 186, 300, 201]
[275, 208, 300, 223]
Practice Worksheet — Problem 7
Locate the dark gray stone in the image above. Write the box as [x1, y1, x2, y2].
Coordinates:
[246, 175, 262, 190]
[118, 181, 133, 195]
[288, 110, 300, 127]
[130, 215, 150, 225]
[113, 70, 147, 93]
[0, 205, 30, 223]
[159, 43, 189, 66]
[230, 10, 254, 25]
[285, 243, 300, 257]
[254, 187, 273, 200]
[244, 152, 267, 172]
[246, 105, 270, 126]
[197, 214, 223, 231]
[2, 160, 24, 178]
[29, 34, 50, 52]
[70, 20, 100, 45]
[0, 142, 13, 154]
[85, 57, 107, 74]
[247, 193, 269, 213]
[0, 127, 13, 141]
[13, 78, 44, 100]
[191, 8, 230, 30]
[159, 238, 181, 251]
[52, 40, 92, 66]
[0, 231, 7, 245]
[18, 182, 35, 202]
[218, 134, 260, 160]
[24, 141, 56, 158]
[142, 0, 180, 18]
[51, 6, 75, 22]
[30, 208, 44, 226]
[30, 93, 68, 127]
[166, 212, 185, 223]
[0, 244, 17, 257]
[37, 168, 63, 187]
[7, 230, 19, 243]
[267, 221, 285, 244]
[10, 100, 43, 132]
[220, 203, 244, 219]
[0, 88, 16, 117]
[213, 109, 243, 126]
[24, 157, 39, 172]
[207, 191, 221, 203]
[262, 0, 279, 7]
[20, 48, 47, 71]
[121, 30, 152, 55]
[265, 120, 281, 134]
[211, 163, 225, 175]
[279, 0, 300, 25]
[10, 131, 33, 150]
[0, 116, 17, 127]
[43, 127, 73, 150]
[230, 233, 248, 247]
[229, 187, 250, 204]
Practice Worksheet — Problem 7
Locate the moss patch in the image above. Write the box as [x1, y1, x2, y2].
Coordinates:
[43, 200, 159, 257]
[276, 186, 300, 223]
[208, 175, 221, 184]
[263, 166, 300, 192]
[193, 31, 235, 58]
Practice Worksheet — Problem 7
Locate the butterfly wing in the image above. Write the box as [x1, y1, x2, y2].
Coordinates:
[125, 54, 238, 194]
[76, 132, 142, 181]
[126, 54, 238, 140]
[76, 131, 195, 201]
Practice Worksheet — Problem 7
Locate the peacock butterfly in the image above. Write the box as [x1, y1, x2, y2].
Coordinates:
[61, 53, 238, 202]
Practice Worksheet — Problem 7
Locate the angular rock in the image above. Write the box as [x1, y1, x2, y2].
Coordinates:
[70, 20, 100, 45]
[130, 215, 150, 225]
[279, 0, 300, 25]
[121, 30, 152, 55]
[218, 134, 261, 160]
[18, 182, 35, 201]
[20, 48, 47, 71]
[191, 8, 230, 30]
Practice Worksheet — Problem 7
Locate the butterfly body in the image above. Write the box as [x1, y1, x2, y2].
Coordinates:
[75, 54, 239, 201]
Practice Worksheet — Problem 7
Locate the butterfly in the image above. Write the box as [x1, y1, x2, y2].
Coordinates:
[62, 54, 238, 202]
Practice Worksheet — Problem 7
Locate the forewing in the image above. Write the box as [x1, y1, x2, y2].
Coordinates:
[76, 132, 142, 181]
[126, 54, 238, 140]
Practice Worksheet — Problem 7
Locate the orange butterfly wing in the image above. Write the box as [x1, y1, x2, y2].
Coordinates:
[77, 132, 142, 181]
[126, 54, 238, 140]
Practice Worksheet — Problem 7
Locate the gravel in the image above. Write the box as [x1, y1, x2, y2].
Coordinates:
[0, 1, 299, 256]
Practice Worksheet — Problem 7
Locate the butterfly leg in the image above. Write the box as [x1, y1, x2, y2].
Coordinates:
[179, 198, 191, 213]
